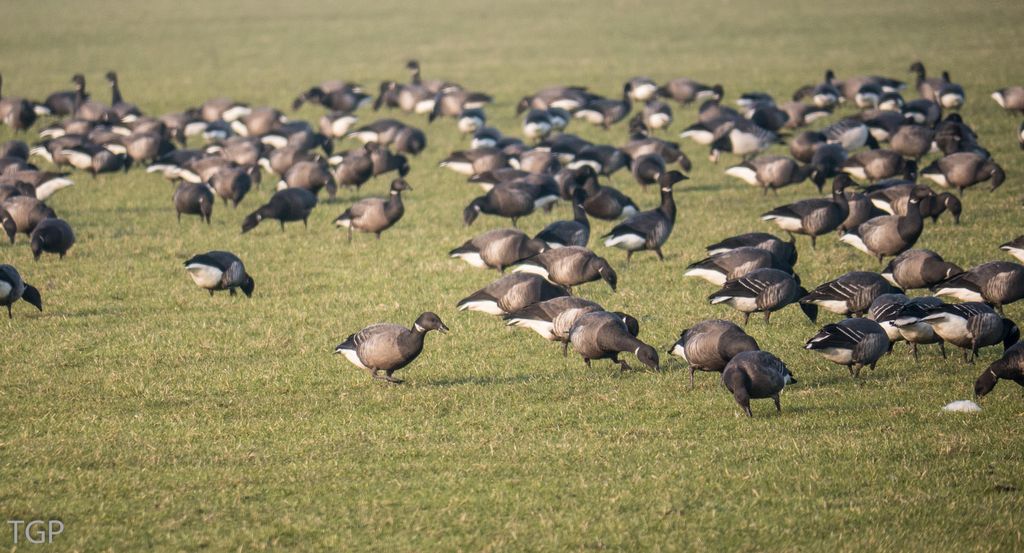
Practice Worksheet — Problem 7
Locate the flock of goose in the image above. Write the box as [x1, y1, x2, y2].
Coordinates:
[1, 60, 1023, 416]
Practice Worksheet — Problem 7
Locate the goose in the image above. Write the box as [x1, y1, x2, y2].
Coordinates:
[622, 117, 692, 171]
[721, 351, 794, 417]
[800, 271, 898, 317]
[346, 118, 412, 146]
[779, 101, 831, 129]
[725, 155, 814, 194]
[568, 144, 630, 175]
[546, 107, 570, 132]
[0, 264, 42, 318]
[888, 124, 935, 161]
[516, 149, 560, 175]
[405, 60, 452, 94]
[685, 247, 793, 286]
[0, 74, 39, 131]
[200, 98, 250, 123]
[641, 100, 673, 130]
[292, 85, 370, 113]
[522, 109, 552, 142]
[793, 69, 842, 108]
[933, 71, 965, 109]
[920, 302, 1019, 362]
[468, 168, 530, 191]
[908, 62, 944, 101]
[278, 160, 336, 200]
[878, 92, 905, 112]
[1, 196, 56, 237]
[120, 131, 169, 164]
[991, 86, 1024, 114]
[319, 111, 358, 138]
[1000, 236, 1024, 263]
[457, 273, 567, 315]
[334, 312, 448, 384]
[889, 297, 947, 361]
[513, 246, 616, 293]
[709, 119, 778, 162]
[881, 249, 962, 290]
[574, 84, 632, 129]
[736, 92, 774, 109]
[760, 174, 852, 248]
[933, 114, 985, 156]
[789, 131, 827, 163]
[602, 171, 686, 261]
[504, 296, 604, 351]
[974, 342, 1024, 398]
[0, 170, 73, 201]
[262, 144, 314, 175]
[630, 153, 669, 189]
[42, 74, 86, 116]
[471, 126, 503, 149]
[806, 318, 890, 377]
[463, 179, 557, 227]
[28, 217, 74, 260]
[698, 98, 740, 123]
[460, 108, 492, 136]
[449, 229, 547, 271]
[920, 153, 1005, 196]
[679, 116, 735, 146]
[231, 107, 284, 137]
[625, 77, 657, 101]
[104, 71, 140, 122]
[428, 87, 493, 121]
[708, 268, 816, 326]
[931, 262, 1024, 314]
[534, 188, 589, 248]
[0, 206, 15, 243]
[866, 293, 911, 345]
[901, 99, 942, 127]
[839, 186, 933, 261]
[745, 103, 790, 132]
[835, 75, 905, 101]
[173, 182, 213, 224]
[334, 178, 410, 242]
[657, 80, 721, 105]
[373, 80, 435, 114]
[516, 86, 593, 113]
[811, 144, 856, 192]
[841, 150, 917, 183]
[60, 143, 128, 176]
[209, 167, 252, 207]
[863, 110, 908, 142]
[706, 232, 798, 267]
[366, 144, 413, 179]
[70, 75, 116, 123]
[823, 118, 878, 150]
[840, 189, 884, 231]
[241, 188, 317, 233]
[331, 146, 375, 190]
[439, 147, 508, 176]
[183, 251, 254, 298]
[0, 140, 29, 160]
[576, 167, 638, 220]
[668, 319, 759, 387]
[568, 310, 659, 371]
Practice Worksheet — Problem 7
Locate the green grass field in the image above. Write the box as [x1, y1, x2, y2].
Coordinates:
[2, 0, 1024, 550]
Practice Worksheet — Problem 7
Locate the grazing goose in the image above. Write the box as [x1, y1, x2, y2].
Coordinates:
[657, 80, 721, 105]
[888, 297, 947, 361]
[1000, 236, 1024, 263]
[0, 170, 73, 202]
[334, 312, 448, 384]
[991, 86, 1024, 114]
[522, 109, 552, 142]
[468, 168, 530, 191]
[1, 196, 56, 237]
[209, 167, 253, 207]
[806, 318, 890, 377]
[439, 147, 509, 176]
[721, 351, 794, 417]
[457, 273, 567, 315]
[920, 153, 1005, 196]
[932, 262, 1024, 313]
[602, 171, 687, 261]
[534, 188, 589, 248]
[881, 249, 962, 290]
[405, 60, 451, 94]
[841, 150, 917, 183]
[867, 293, 911, 346]
[463, 179, 558, 227]
[183, 251, 254, 298]
[760, 175, 852, 248]
[920, 302, 1019, 362]
[974, 342, 1024, 398]
[319, 111, 358, 138]
[685, 247, 793, 286]
[744, 103, 789, 133]
[888, 124, 935, 161]
[576, 167, 639, 220]
[1019, 120, 1024, 150]
[823, 118, 878, 150]
[334, 178, 410, 242]
[331, 147, 375, 190]
[630, 153, 669, 189]
[516, 86, 593, 113]
[568, 310, 659, 371]
[513, 246, 616, 293]
[546, 107, 570, 132]
[864, 110, 910, 143]
[623, 117, 692, 171]
[0, 74, 39, 131]
[863, 181, 957, 222]
[428, 87, 493, 121]
[505, 299, 620, 357]
[568, 144, 631, 175]
[293, 85, 370, 113]
[709, 268, 816, 325]
[0, 207, 16, 243]
[450, 229, 547, 271]
[641, 100, 673, 130]
[793, 69, 842, 108]
[626, 77, 658, 101]
[840, 189, 883, 231]
[456, 108, 486, 135]
[725, 155, 814, 194]
[279, 160, 337, 199]
[706, 232, 798, 267]
[241, 188, 317, 233]
[679, 115, 735, 146]
[709, 119, 778, 162]
[29, 218, 74, 260]
[173, 182, 213, 224]
[801, 271, 897, 317]
[933, 71, 965, 109]
[736, 92, 774, 109]
[878, 92, 905, 112]
[789, 130, 827, 163]
[374, 80, 435, 114]
[0, 140, 29, 159]
[200, 98, 250, 123]
[779, 101, 831, 129]
[668, 319, 759, 387]
[902, 99, 942, 126]
[574, 84, 632, 129]
[0, 264, 42, 318]
[61, 143, 128, 176]
[839, 186, 933, 261]
[231, 107, 284, 137]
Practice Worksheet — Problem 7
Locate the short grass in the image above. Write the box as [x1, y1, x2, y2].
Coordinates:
[2, 0, 1023, 550]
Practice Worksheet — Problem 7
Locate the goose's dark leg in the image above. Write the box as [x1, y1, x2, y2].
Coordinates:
[279, 220, 286, 231]
[773, 394, 781, 413]
[6, 305, 11, 319]
[742, 312, 750, 326]
[810, 235, 817, 249]
[764, 311, 771, 324]
[561, 340, 569, 357]
[229, 288, 236, 297]
[938, 341, 947, 359]
[912, 342, 919, 362]
[176, 212, 181, 223]
[347, 226, 353, 243]
[689, 366, 695, 389]
[384, 371, 404, 384]
[654, 247, 664, 261]
[208, 290, 214, 297]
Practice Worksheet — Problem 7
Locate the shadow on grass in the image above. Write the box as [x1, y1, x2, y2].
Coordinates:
[427, 373, 537, 388]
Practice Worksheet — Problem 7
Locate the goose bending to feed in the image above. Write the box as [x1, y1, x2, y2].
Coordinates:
[760, 174, 852, 248]
[513, 246, 617, 293]
[334, 178, 410, 242]
[449, 229, 547, 271]
[867, 293, 910, 345]
[801, 271, 897, 317]
[602, 171, 686, 262]
[709, 119, 778, 162]
[0, 264, 42, 318]
[920, 153, 1005, 196]
[574, 84, 632, 129]
[881, 249, 962, 290]
[0, 207, 16, 243]
[1001, 236, 1024, 263]
[241, 188, 317, 233]
[516, 86, 593, 113]
[575, 167, 639, 221]
[535, 188, 589, 248]
[806, 318, 890, 377]
[457, 273, 567, 315]
[841, 150, 917, 183]
[684, 247, 793, 286]
[641, 100, 673, 130]
[569, 310, 659, 371]
[29, 218, 75, 260]
[974, 342, 1024, 398]
[721, 351, 794, 417]
[173, 182, 213, 224]
[668, 319, 759, 388]
[708, 268, 816, 326]
[1, 196, 57, 237]
[725, 155, 815, 194]
[522, 109, 552, 142]
[931, 261, 1024, 314]
[889, 124, 935, 161]
[839, 186, 933, 261]
[823, 118, 878, 151]
[462, 179, 557, 227]
[920, 302, 1019, 363]
[439, 147, 508, 176]
[793, 70, 842, 108]
[504, 296, 605, 353]
[210, 167, 253, 208]
[0, 74, 40, 131]
[657, 79, 721, 105]
[705, 232, 797, 267]
[889, 297, 947, 361]
[183, 251, 254, 298]
[334, 312, 448, 384]
[991, 86, 1024, 114]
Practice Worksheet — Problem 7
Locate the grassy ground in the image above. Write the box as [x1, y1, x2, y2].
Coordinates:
[2, 0, 1024, 550]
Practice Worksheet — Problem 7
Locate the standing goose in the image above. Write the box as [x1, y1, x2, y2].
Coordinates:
[789, 130, 826, 163]
[439, 147, 509, 176]
[889, 297, 947, 361]
[725, 155, 814, 195]
[457, 273, 567, 315]
[602, 171, 687, 261]
[908, 62, 944, 102]
[574, 84, 632, 129]
[721, 351, 795, 417]
[462, 179, 557, 227]
[626, 77, 658, 101]
[29, 218, 74, 260]
[427, 87, 493, 121]
[405, 60, 451, 94]
[881, 249, 962, 290]
[504, 296, 605, 353]
[920, 153, 1005, 196]
[513, 246, 617, 293]
[331, 146, 375, 190]
[867, 293, 910, 345]
[522, 109, 553, 142]
[333, 178, 410, 242]
[104, 71, 140, 122]
[516, 86, 593, 113]
[974, 342, 1024, 398]
[684, 247, 793, 286]
[184, 251, 254, 298]
[373, 80, 435, 114]
[841, 150, 917, 183]
[931, 261, 1024, 314]
[576, 167, 639, 221]
[779, 101, 831, 129]
[806, 318, 890, 377]
[334, 312, 448, 384]
[293, 85, 370, 113]
[1, 196, 57, 237]
[760, 174, 852, 248]
[209, 166, 253, 207]
[173, 182, 213, 224]
[622, 117, 692, 171]
[1000, 236, 1024, 263]
[793, 70, 842, 108]
[801, 271, 897, 317]
[0, 264, 42, 318]
[278, 160, 337, 200]
[630, 153, 669, 189]
[450, 229, 547, 271]
[657, 79, 722, 105]
[641, 100, 673, 130]
[319, 111, 358, 138]
[1, 207, 15, 244]
[933, 71, 965, 109]
[920, 302, 1019, 362]
[708, 268, 817, 325]
[568, 310, 659, 371]
[70, 75, 116, 123]
[42, 74, 86, 116]
[241, 188, 317, 233]
[705, 232, 798, 267]
[668, 319, 759, 387]
[823, 118, 878, 151]
[708, 119, 778, 162]
[534, 187, 590, 248]
[889, 124, 935, 161]
[839, 186, 933, 261]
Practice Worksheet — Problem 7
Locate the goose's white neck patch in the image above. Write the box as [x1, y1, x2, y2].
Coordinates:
[634, 347, 641, 355]
[414, 323, 426, 332]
